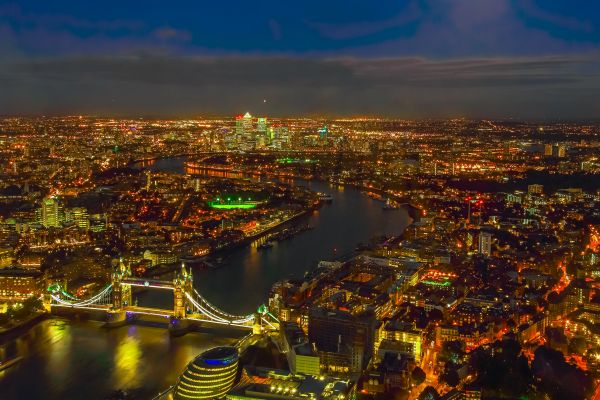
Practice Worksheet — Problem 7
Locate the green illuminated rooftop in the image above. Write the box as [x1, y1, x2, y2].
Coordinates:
[209, 203, 256, 209]
[276, 157, 315, 164]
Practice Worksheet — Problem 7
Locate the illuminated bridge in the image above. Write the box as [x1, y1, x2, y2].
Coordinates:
[47, 261, 278, 332]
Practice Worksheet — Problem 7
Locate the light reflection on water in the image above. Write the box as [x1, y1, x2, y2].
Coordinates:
[113, 332, 142, 389]
[0, 319, 241, 400]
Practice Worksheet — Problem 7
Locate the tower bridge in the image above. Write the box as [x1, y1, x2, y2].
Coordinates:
[47, 261, 278, 333]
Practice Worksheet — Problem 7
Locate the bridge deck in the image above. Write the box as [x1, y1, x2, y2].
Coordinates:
[124, 306, 174, 317]
[121, 278, 175, 289]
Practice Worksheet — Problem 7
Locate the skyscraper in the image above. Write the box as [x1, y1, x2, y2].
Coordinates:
[40, 196, 63, 228]
[528, 184, 544, 194]
[257, 117, 267, 134]
[66, 207, 89, 229]
[235, 112, 255, 151]
[478, 231, 492, 256]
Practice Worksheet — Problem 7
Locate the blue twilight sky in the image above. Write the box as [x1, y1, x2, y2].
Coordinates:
[1, 0, 599, 119]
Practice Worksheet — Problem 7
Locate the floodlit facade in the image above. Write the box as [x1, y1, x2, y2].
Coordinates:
[175, 346, 239, 400]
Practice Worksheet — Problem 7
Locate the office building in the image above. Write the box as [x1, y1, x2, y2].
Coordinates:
[66, 207, 89, 229]
[308, 307, 377, 373]
[0, 267, 44, 301]
[175, 346, 239, 400]
[478, 231, 492, 256]
[39, 196, 63, 228]
[528, 184, 543, 195]
[281, 322, 320, 376]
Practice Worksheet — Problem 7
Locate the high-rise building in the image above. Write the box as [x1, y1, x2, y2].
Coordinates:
[40, 196, 63, 228]
[242, 112, 253, 134]
[308, 307, 377, 373]
[478, 231, 492, 256]
[0, 247, 13, 268]
[235, 112, 256, 151]
[376, 321, 424, 362]
[318, 125, 328, 139]
[145, 170, 152, 191]
[543, 144, 553, 156]
[66, 207, 89, 229]
[257, 117, 267, 134]
[528, 184, 544, 194]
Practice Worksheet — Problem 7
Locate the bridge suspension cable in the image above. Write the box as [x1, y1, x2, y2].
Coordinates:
[50, 284, 113, 308]
[185, 290, 254, 325]
[190, 288, 253, 320]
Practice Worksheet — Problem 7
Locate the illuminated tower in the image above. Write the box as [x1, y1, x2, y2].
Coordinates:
[256, 117, 268, 148]
[40, 196, 63, 228]
[257, 117, 267, 134]
[111, 259, 132, 310]
[145, 170, 152, 191]
[173, 263, 193, 319]
[318, 125, 328, 139]
[235, 112, 255, 151]
[242, 112, 253, 133]
[478, 231, 492, 256]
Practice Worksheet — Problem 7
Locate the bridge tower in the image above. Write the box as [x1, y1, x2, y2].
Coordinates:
[111, 258, 132, 310]
[173, 263, 193, 319]
[252, 312, 262, 335]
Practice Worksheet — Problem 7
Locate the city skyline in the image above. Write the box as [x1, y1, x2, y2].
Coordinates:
[1, 3, 600, 400]
[1, 1, 600, 119]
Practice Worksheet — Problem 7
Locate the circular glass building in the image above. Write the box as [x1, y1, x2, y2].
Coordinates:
[174, 346, 239, 400]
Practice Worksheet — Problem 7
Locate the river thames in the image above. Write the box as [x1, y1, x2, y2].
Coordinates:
[0, 157, 410, 399]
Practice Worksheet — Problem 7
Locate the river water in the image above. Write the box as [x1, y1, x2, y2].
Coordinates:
[0, 157, 410, 399]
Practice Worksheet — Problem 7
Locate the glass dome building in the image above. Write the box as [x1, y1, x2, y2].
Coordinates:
[174, 346, 239, 399]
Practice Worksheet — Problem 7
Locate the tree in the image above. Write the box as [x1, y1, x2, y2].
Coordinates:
[427, 308, 443, 322]
[438, 341, 465, 366]
[440, 369, 459, 387]
[532, 346, 593, 400]
[568, 337, 587, 355]
[411, 366, 426, 386]
[468, 339, 532, 398]
[545, 327, 568, 352]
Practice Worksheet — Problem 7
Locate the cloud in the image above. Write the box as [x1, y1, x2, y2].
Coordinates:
[268, 20, 282, 41]
[308, 2, 422, 40]
[1, 0, 598, 57]
[516, 0, 595, 33]
[153, 27, 192, 42]
[1, 53, 598, 119]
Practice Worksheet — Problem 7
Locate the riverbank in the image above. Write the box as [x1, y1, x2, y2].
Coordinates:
[0, 313, 48, 342]
[246, 168, 423, 221]
[146, 205, 318, 278]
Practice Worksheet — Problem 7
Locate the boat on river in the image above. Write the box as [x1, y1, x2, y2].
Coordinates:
[382, 198, 400, 210]
[318, 192, 333, 203]
[258, 242, 274, 250]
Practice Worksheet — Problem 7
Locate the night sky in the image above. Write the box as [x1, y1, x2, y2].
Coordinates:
[1, 1, 599, 119]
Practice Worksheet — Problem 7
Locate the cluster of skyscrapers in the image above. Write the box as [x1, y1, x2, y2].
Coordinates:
[224, 112, 290, 151]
